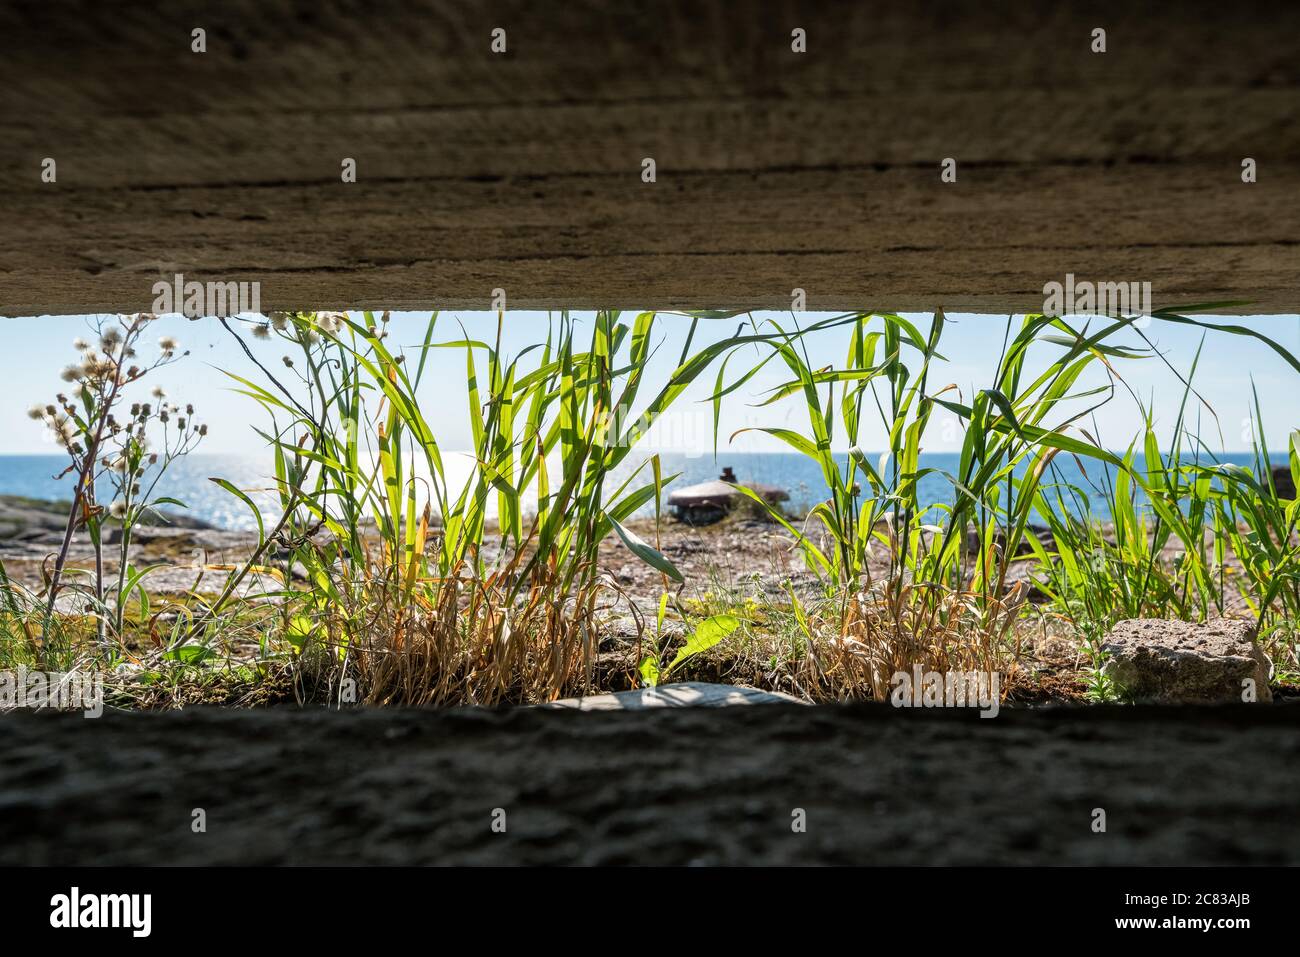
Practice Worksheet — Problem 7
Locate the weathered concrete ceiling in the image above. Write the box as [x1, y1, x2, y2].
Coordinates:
[1, 1, 1297, 315]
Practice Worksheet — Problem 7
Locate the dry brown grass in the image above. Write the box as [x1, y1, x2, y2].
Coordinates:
[664, 579, 1027, 703]
[822, 582, 1024, 699]
[304, 552, 620, 708]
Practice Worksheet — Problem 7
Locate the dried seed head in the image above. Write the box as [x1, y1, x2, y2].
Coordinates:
[317, 312, 344, 334]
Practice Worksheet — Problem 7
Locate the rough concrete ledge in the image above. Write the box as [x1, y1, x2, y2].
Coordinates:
[0, 1, 1297, 313]
[2, 701, 1297, 865]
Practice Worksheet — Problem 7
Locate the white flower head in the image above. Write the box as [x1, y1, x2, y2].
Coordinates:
[151, 385, 166, 399]
[79, 354, 116, 381]
[60, 364, 83, 383]
[158, 335, 179, 354]
[252, 323, 271, 340]
[27, 404, 46, 420]
[73, 337, 90, 352]
[109, 501, 128, 520]
[269, 312, 290, 332]
[51, 416, 77, 446]
[317, 312, 344, 335]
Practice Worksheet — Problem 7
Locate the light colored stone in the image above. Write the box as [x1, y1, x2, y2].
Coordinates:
[544, 682, 805, 711]
[1102, 619, 1272, 704]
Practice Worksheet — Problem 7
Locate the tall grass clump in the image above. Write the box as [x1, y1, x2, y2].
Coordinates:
[1026, 317, 1300, 681]
[715, 311, 1161, 696]
[218, 309, 791, 705]
[1198, 392, 1300, 628]
[713, 308, 1300, 698]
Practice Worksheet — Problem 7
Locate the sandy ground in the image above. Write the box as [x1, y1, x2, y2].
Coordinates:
[0, 494, 1239, 618]
[2, 700, 1297, 865]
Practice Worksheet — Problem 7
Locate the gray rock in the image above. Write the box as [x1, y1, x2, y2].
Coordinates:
[1102, 618, 1272, 704]
[0, 495, 70, 545]
[0, 495, 216, 548]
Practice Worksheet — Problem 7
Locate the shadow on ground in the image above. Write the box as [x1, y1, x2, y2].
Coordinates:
[2, 701, 1297, 865]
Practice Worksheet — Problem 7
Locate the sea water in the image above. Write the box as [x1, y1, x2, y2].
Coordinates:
[0, 450, 1268, 532]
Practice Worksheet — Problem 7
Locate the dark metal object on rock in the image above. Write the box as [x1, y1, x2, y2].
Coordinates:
[1269, 465, 1295, 499]
[667, 468, 790, 525]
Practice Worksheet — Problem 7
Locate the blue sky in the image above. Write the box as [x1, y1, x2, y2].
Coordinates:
[3, 311, 1298, 456]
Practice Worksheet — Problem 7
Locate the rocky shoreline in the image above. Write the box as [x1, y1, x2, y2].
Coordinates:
[0, 495, 263, 605]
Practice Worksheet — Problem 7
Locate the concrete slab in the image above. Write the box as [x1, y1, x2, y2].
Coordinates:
[4, 701, 1299, 864]
[1, 1, 1296, 314]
